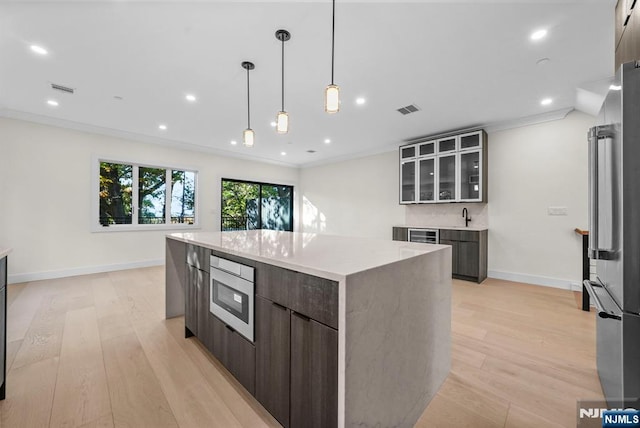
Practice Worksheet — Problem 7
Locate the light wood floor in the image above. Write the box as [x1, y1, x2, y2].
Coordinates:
[0, 267, 602, 427]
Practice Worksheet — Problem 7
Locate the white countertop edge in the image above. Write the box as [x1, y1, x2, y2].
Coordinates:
[167, 233, 448, 281]
[0, 247, 12, 259]
[394, 225, 489, 231]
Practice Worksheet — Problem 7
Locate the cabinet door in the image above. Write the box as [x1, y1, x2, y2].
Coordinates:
[459, 150, 481, 201]
[197, 269, 209, 342]
[437, 136, 457, 154]
[211, 315, 228, 367]
[418, 158, 435, 202]
[185, 265, 198, 336]
[400, 144, 416, 160]
[255, 296, 291, 427]
[392, 227, 408, 241]
[400, 160, 416, 203]
[418, 141, 435, 156]
[437, 155, 457, 201]
[459, 131, 482, 150]
[457, 241, 480, 278]
[228, 328, 256, 395]
[439, 239, 459, 275]
[290, 313, 338, 428]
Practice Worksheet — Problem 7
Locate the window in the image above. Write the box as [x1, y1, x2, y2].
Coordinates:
[221, 179, 293, 232]
[96, 159, 197, 230]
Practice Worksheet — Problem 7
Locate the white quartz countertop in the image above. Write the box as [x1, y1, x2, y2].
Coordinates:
[395, 225, 488, 231]
[0, 247, 11, 259]
[168, 230, 449, 280]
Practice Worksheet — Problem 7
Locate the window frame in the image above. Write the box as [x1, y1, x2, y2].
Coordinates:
[220, 178, 294, 232]
[91, 156, 200, 232]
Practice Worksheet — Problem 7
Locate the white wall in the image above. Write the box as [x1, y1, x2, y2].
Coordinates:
[0, 118, 299, 283]
[299, 111, 595, 289]
[487, 111, 594, 288]
[299, 151, 405, 239]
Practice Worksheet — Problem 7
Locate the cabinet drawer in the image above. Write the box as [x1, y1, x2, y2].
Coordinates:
[255, 262, 296, 307]
[439, 229, 479, 242]
[211, 315, 256, 395]
[186, 244, 210, 272]
[291, 273, 338, 330]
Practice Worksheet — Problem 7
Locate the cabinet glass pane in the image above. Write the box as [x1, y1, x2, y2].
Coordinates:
[460, 151, 481, 200]
[401, 146, 416, 159]
[438, 156, 456, 200]
[438, 138, 456, 153]
[418, 158, 435, 201]
[419, 142, 434, 156]
[401, 161, 416, 202]
[460, 133, 481, 150]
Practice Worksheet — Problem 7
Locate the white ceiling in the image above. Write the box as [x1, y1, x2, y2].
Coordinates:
[0, 1, 615, 167]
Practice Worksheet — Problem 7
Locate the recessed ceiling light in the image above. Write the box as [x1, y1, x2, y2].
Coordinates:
[185, 94, 197, 102]
[230, 140, 238, 145]
[324, 138, 331, 144]
[356, 97, 366, 105]
[30, 45, 48, 55]
[530, 29, 547, 41]
[540, 98, 553, 106]
[46, 99, 59, 107]
[270, 121, 277, 127]
[281, 151, 287, 156]
[158, 124, 167, 131]
[610, 84, 622, 91]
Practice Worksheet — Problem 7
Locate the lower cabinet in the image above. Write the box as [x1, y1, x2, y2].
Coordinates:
[440, 229, 487, 283]
[290, 313, 338, 428]
[185, 265, 209, 338]
[211, 315, 256, 395]
[256, 295, 291, 427]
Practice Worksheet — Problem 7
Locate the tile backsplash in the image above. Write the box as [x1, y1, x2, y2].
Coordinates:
[405, 204, 488, 228]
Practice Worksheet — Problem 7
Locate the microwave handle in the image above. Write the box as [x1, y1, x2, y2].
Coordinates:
[588, 125, 615, 260]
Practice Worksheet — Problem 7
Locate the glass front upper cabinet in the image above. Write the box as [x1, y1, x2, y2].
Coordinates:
[437, 136, 457, 154]
[438, 154, 457, 201]
[418, 158, 435, 202]
[418, 141, 435, 157]
[460, 150, 482, 201]
[459, 131, 482, 151]
[400, 160, 416, 203]
[400, 145, 417, 160]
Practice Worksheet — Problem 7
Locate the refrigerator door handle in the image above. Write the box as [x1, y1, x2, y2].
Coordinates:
[583, 280, 622, 320]
[588, 125, 616, 260]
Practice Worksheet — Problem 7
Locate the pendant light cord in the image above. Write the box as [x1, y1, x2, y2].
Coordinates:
[246, 66, 251, 128]
[281, 37, 285, 111]
[331, 0, 335, 85]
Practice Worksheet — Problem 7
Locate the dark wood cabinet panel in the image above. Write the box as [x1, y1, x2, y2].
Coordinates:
[439, 239, 459, 276]
[186, 244, 210, 273]
[457, 241, 480, 278]
[0, 256, 5, 400]
[197, 269, 209, 343]
[185, 265, 198, 336]
[227, 329, 256, 395]
[439, 229, 478, 242]
[290, 274, 338, 330]
[392, 227, 408, 241]
[255, 296, 291, 427]
[290, 313, 338, 428]
[255, 262, 296, 308]
[211, 315, 228, 367]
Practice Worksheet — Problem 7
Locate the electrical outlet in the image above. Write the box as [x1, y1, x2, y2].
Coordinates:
[548, 206, 568, 216]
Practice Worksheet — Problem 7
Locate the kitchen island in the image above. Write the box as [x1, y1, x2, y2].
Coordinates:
[165, 231, 451, 428]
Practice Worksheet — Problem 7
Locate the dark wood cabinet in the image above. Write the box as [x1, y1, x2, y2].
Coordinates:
[211, 315, 256, 395]
[440, 229, 487, 283]
[0, 256, 6, 400]
[185, 264, 209, 338]
[255, 295, 291, 427]
[290, 313, 338, 428]
[290, 273, 338, 330]
[392, 226, 408, 241]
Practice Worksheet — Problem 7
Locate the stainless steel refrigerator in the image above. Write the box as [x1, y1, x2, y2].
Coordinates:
[584, 61, 640, 407]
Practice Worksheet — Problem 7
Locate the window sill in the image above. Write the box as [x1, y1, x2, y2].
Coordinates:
[91, 224, 201, 233]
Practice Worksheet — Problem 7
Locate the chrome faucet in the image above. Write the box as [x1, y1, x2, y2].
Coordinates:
[462, 208, 471, 227]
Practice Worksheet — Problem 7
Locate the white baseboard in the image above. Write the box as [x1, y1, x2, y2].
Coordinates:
[487, 270, 581, 291]
[8, 259, 164, 285]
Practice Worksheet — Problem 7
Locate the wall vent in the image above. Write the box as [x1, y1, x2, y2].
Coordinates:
[51, 83, 75, 94]
[307, 150, 317, 153]
[397, 104, 420, 115]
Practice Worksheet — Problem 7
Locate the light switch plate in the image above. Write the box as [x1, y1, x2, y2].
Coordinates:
[548, 206, 568, 216]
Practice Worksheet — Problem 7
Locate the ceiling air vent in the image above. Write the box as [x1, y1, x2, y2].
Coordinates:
[51, 83, 75, 94]
[397, 104, 420, 115]
[307, 150, 317, 153]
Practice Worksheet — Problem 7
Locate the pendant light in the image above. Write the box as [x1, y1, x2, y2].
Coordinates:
[241, 61, 255, 147]
[325, 0, 339, 113]
[275, 29, 291, 134]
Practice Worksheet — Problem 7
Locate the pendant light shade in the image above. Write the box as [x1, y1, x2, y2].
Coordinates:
[275, 29, 291, 134]
[276, 111, 289, 134]
[325, 84, 340, 113]
[325, 0, 339, 113]
[243, 128, 255, 147]
[241, 61, 255, 147]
